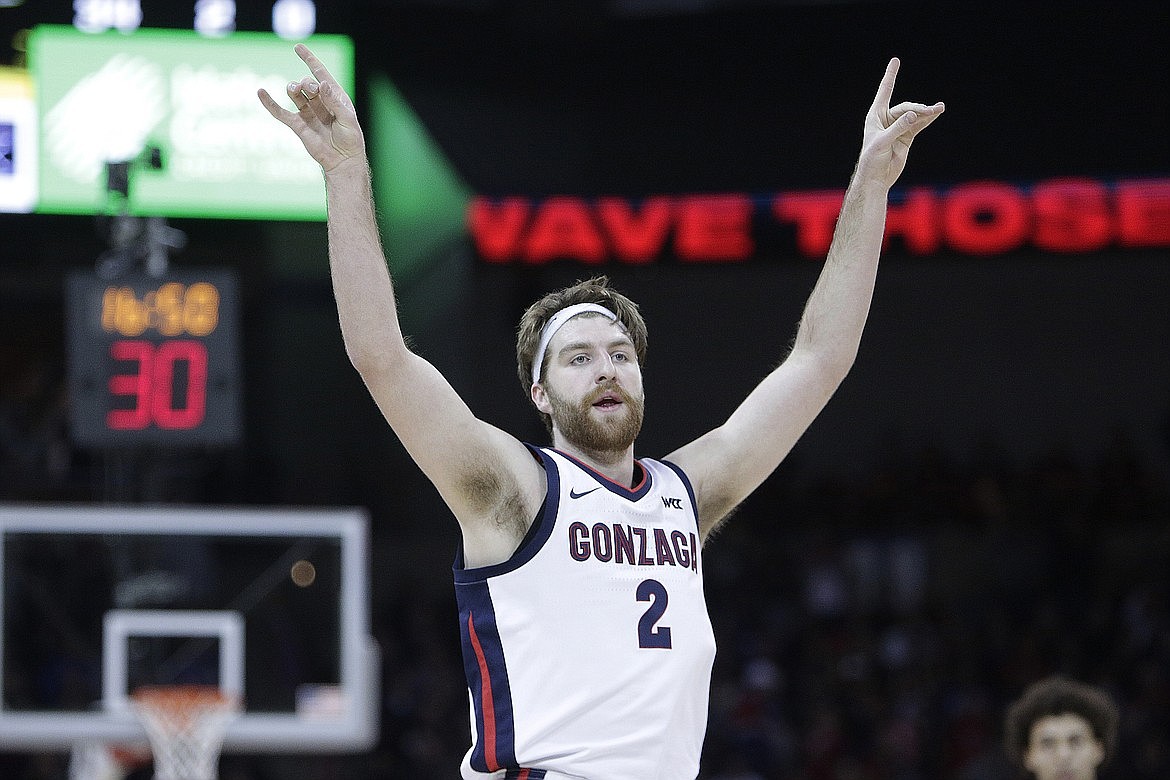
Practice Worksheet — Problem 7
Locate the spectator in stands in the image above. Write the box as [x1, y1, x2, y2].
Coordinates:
[1003, 676, 1119, 780]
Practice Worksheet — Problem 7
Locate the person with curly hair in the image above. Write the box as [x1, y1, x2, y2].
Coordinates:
[1004, 676, 1120, 780]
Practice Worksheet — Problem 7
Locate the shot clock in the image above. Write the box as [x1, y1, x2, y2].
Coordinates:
[66, 269, 241, 447]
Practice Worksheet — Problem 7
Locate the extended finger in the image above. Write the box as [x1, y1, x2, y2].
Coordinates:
[295, 44, 339, 89]
[257, 88, 297, 126]
[869, 57, 900, 113]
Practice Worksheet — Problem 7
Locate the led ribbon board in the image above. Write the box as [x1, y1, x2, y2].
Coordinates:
[27, 25, 353, 220]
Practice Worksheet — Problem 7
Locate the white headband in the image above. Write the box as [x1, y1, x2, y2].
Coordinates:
[531, 303, 618, 385]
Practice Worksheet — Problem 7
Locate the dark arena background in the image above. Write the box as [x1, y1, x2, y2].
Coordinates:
[1, 1, 1168, 778]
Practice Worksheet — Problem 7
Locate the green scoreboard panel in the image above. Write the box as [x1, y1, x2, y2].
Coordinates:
[27, 25, 353, 220]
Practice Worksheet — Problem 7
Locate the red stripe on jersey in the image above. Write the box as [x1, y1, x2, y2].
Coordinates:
[467, 612, 499, 771]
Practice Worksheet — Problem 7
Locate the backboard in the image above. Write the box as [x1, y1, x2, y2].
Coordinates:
[0, 504, 378, 752]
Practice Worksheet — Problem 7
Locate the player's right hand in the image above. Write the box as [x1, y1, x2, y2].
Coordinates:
[257, 44, 365, 173]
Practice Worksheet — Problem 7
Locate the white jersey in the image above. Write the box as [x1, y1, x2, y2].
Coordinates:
[454, 446, 716, 780]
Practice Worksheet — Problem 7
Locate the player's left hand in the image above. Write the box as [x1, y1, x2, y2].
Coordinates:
[856, 58, 944, 188]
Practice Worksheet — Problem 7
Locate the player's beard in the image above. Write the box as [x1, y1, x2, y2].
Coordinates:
[547, 382, 644, 455]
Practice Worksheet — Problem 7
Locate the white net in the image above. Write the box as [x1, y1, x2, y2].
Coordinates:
[68, 741, 130, 780]
[131, 685, 240, 780]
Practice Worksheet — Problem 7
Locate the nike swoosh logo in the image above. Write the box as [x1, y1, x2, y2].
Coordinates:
[569, 487, 601, 499]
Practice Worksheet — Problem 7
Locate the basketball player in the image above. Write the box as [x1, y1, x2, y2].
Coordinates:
[259, 45, 943, 779]
[1003, 676, 1120, 780]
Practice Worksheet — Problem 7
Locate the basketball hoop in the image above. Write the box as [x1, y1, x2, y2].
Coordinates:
[131, 685, 240, 780]
[68, 739, 151, 780]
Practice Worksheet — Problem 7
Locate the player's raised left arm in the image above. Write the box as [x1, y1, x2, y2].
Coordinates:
[769, 58, 944, 392]
[668, 58, 944, 539]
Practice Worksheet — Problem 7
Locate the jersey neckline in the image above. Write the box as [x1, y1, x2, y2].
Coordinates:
[550, 447, 652, 502]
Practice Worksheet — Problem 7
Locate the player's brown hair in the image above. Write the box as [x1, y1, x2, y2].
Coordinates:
[516, 276, 648, 434]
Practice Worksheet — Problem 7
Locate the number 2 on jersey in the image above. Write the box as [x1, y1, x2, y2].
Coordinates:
[636, 579, 672, 649]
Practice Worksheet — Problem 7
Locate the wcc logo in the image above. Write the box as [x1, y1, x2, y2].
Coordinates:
[662, 496, 684, 510]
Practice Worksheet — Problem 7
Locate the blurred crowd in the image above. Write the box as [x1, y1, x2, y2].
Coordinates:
[1, 365, 1168, 779]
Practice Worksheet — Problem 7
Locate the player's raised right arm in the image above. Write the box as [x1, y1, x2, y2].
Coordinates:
[257, 45, 398, 372]
[259, 47, 544, 555]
